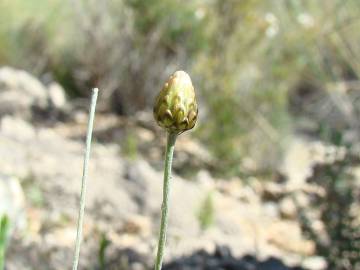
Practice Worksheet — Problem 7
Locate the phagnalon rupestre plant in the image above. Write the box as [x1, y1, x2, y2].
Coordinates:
[153, 70, 198, 270]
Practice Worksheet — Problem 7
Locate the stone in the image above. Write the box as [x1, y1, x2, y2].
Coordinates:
[262, 182, 285, 201]
[197, 170, 215, 189]
[0, 67, 48, 118]
[263, 202, 280, 219]
[292, 192, 309, 208]
[0, 103, 320, 269]
[279, 197, 297, 219]
[48, 82, 66, 109]
[122, 215, 151, 236]
[280, 137, 348, 191]
[301, 256, 327, 270]
[135, 127, 155, 142]
[0, 174, 26, 231]
[44, 227, 76, 247]
[267, 221, 315, 255]
[1, 116, 36, 141]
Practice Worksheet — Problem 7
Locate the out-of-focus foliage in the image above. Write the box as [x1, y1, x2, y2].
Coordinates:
[0, 0, 208, 111]
[1, 0, 360, 176]
[196, 0, 360, 175]
[299, 130, 360, 269]
[195, 0, 291, 176]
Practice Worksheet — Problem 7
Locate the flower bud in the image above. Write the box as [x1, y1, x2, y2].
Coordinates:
[153, 70, 198, 134]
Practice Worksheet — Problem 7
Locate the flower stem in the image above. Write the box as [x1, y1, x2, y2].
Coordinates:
[0, 215, 9, 270]
[72, 88, 98, 270]
[154, 132, 177, 270]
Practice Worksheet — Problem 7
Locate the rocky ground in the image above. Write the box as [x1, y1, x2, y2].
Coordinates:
[0, 67, 339, 270]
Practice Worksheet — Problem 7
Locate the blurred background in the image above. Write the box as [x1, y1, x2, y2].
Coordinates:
[1, 0, 360, 269]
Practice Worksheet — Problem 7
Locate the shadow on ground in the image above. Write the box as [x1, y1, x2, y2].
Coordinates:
[7, 235, 305, 270]
[103, 246, 305, 270]
[163, 246, 305, 270]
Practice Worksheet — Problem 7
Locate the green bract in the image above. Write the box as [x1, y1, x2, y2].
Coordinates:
[153, 70, 198, 134]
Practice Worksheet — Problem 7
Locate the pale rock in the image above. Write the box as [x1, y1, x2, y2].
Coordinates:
[176, 137, 213, 165]
[238, 185, 259, 203]
[267, 221, 315, 255]
[263, 202, 280, 219]
[280, 138, 316, 189]
[0, 174, 26, 231]
[216, 178, 243, 198]
[135, 127, 155, 142]
[0, 110, 320, 269]
[241, 157, 257, 171]
[1, 116, 36, 141]
[131, 262, 146, 270]
[248, 177, 264, 194]
[73, 110, 88, 124]
[48, 82, 66, 109]
[0, 67, 48, 117]
[293, 191, 310, 208]
[196, 170, 214, 188]
[302, 256, 327, 270]
[122, 215, 152, 237]
[279, 197, 297, 219]
[281, 137, 348, 190]
[44, 227, 76, 247]
[262, 182, 285, 201]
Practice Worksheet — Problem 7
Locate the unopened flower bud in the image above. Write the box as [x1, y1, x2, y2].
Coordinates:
[153, 71, 198, 134]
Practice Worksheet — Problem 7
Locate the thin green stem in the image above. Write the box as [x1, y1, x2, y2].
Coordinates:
[154, 132, 177, 270]
[0, 215, 9, 270]
[72, 88, 98, 270]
